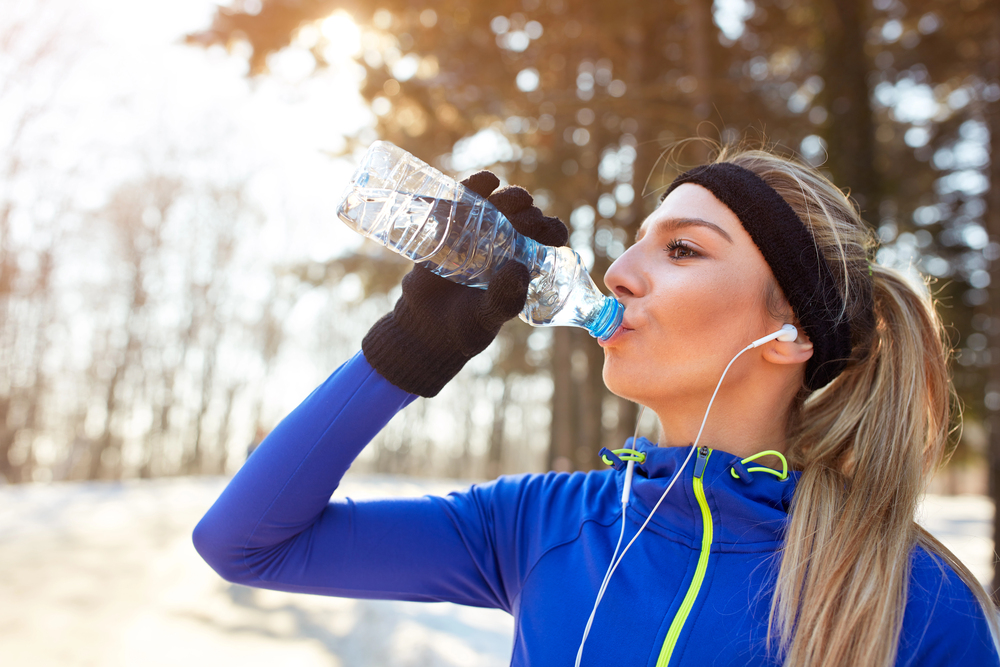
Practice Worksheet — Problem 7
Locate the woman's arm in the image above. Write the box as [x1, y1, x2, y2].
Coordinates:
[193, 173, 570, 609]
[192, 352, 512, 609]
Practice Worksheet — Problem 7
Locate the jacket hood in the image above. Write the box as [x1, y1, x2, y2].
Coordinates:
[619, 437, 800, 552]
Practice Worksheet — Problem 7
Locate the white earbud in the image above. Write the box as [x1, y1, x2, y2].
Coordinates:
[749, 324, 797, 348]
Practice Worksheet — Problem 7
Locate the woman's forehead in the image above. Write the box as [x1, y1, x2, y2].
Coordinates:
[639, 183, 745, 240]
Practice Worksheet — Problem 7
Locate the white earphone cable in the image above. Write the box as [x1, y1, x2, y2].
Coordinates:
[574, 339, 760, 665]
[573, 405, 645, 667]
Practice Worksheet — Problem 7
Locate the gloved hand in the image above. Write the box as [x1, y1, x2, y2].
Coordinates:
[362, 170, 569, 397]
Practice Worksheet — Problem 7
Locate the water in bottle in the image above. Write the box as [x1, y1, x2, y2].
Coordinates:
[335, 141, 623, 340]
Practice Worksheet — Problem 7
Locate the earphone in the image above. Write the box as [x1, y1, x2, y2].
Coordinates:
[575, 324, 798, 666]
[749, 323, 798, 348]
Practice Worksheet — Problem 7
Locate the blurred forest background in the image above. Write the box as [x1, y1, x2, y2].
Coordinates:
[2, 0, 999, 582]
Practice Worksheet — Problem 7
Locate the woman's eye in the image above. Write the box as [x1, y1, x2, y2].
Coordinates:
[665, 240, 700, 259]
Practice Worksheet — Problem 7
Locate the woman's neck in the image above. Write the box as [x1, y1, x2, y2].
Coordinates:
[650, 371, 798, 460]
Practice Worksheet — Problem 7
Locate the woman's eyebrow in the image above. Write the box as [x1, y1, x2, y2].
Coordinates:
[634, 217, 735, 244]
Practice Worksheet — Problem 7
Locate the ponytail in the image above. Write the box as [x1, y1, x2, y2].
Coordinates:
[714, 147, 999, 666]
[776, 267, 954, 666]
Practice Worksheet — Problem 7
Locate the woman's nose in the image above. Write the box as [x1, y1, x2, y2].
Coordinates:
[604, 245, 643, 299]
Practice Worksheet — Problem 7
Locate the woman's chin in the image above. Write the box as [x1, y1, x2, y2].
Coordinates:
[602, 358, 679, 407]
[601, 361, 643, 402]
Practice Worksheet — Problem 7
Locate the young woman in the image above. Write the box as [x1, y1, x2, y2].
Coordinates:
[194, 146, 1000, 666]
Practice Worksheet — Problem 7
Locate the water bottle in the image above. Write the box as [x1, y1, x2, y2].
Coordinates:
[334, 141, 623, 340]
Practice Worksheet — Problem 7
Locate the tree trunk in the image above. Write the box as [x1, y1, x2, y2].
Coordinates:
[0, 200, 16, 482]
[90, 282, 144, 479]
[16, 250, 55, 483]
[983, 1, 1000, 604]
[689, 0, 714, 124]
[548, 327, 575, 471]
[89, 360, 122, 480]
[820, 0, 879, 214]
[0, 397, 13, 483]
[188, 341, 218, 475]
[215, 383, 240, 475]
[486, 378, 512, 478]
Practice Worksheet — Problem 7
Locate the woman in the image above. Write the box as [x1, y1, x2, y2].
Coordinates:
[194, 146, 1000, 666]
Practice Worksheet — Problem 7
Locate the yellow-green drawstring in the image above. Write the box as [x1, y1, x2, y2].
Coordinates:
[730, 449, 789, 482]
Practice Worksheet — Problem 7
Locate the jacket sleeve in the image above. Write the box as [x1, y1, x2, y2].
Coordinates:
[898, 547, 1000, 666]
[191, 351, 516, 610]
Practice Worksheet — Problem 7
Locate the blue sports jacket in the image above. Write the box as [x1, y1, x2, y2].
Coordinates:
[193, 352, 999, 665]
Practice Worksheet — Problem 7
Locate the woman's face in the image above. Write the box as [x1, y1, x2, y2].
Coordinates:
[600, 183, 785, 407]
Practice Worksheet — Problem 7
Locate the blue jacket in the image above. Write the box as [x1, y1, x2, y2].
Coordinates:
[193, 352, 999, 665]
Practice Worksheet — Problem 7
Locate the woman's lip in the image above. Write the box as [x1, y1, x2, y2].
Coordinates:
[598, 323, 633, 347]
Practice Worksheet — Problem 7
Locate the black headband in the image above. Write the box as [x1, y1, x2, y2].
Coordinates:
[664, 162, 852, 390]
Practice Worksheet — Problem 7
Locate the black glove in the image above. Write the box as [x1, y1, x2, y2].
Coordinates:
[362, 171, 569, 397]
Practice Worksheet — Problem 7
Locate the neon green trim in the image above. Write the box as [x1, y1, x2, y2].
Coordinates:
[600, 448, 646, 466]
[729, 449, 789, 480]
[656, 448, 713, 667]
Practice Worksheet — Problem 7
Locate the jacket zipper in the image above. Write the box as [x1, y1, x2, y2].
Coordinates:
[655, 445, 714, 667]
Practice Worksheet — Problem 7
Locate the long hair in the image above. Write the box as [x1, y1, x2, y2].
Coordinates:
[709, 147, 999, 666]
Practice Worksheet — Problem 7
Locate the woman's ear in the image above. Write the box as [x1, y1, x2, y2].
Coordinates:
[761, 329, 814, 366]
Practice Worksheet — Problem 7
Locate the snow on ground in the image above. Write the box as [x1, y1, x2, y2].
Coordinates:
[0, 476, 512, 667]
[0, 476, 993, 667]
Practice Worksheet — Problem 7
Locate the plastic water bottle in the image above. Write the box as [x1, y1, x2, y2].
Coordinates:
[335, 141, 623, 340]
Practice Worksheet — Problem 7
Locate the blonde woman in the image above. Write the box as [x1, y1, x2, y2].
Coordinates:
[194, 146, 1000, 666]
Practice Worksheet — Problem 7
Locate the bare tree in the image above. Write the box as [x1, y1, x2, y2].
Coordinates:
[85, 177, 179, 479]
[0, 4, 85, 483]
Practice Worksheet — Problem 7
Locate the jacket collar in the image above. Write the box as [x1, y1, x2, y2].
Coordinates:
[622, 438, 800, 551]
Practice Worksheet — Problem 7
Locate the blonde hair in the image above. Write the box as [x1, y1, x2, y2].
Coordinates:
[708, 147, 999, 666]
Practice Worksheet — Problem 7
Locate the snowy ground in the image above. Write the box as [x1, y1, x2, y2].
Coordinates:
[0, 476, 993, 667]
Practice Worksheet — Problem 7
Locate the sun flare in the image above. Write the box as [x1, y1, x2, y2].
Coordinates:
[320, 11, 361, 61]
